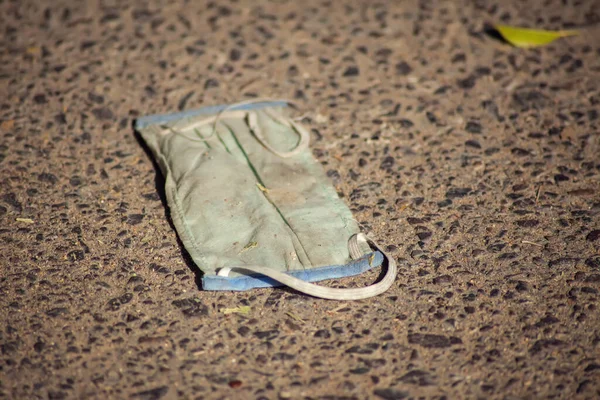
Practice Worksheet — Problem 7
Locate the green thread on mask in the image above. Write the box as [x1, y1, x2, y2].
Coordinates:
[223, 122, 267, 187]
[214, 126, 232, 154]
[193, 128, 212, 149]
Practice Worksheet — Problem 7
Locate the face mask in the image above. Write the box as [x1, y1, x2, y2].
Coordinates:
[135, 100, 396, 300]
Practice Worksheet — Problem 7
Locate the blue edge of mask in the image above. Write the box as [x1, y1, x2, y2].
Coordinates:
[135, 100, 384, 291]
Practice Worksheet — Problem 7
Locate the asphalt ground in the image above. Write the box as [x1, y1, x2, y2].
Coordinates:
[1, 0, 600, 398]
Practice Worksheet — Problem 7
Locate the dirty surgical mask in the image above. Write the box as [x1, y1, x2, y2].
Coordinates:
[135, 100, 396, 300]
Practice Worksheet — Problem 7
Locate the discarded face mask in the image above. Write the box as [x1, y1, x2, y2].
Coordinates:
[135, 100, 396, 300]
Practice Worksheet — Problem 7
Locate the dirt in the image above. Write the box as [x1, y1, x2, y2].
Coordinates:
[1, 0, 600, 399]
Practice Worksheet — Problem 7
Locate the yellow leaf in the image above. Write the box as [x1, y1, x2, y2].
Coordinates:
[16, 218, 34, 224]
[495, 25, 578, 48]
[220, 306, 251, 315]
[26, 46, 41, 55]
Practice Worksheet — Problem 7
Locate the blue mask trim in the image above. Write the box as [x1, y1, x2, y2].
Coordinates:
[201, 251, 383, 291]
[135, 100, 290, 130]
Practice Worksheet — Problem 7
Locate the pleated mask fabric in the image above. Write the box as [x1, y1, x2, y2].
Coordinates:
[135, 100, 396, 300]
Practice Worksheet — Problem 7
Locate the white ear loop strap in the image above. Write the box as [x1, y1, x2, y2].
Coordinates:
[217, 233, 397, 300]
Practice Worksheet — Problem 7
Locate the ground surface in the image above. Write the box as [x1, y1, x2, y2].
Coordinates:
[1, 0, 600, 399]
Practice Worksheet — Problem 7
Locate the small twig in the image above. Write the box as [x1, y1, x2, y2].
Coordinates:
[522, 240, 543, 247]
[535, 185, 543, 204]
[239, 241, 258, 254]
[285, 311, 305, 324]
[256, 182, 269, 193]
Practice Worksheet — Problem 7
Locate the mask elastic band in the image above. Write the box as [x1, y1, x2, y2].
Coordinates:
[165, 98, 309, 158]
[247, 109, 310, 158]
[216, 233, 397, 300]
